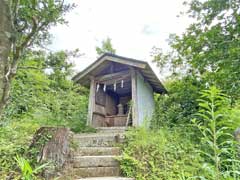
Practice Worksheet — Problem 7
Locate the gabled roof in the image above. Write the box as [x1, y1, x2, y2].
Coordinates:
[72, 53, 167, 94]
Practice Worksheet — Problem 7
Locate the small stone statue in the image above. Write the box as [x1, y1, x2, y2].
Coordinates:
[117, 103, 124, 115]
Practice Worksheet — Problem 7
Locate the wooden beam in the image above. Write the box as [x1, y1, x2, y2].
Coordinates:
[87, 77, 96, 126]
[95, 70, 130, 81]
[97, 78, 131, 87]
[73, 58, 107, 82]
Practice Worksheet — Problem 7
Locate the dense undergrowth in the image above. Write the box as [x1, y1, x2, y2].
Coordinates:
[119, 126, 203, 179]
[120, 86, 240, 180]
[0, 51, 90, 178]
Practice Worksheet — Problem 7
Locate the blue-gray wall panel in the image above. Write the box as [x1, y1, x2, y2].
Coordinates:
[136, 72, 155, 126]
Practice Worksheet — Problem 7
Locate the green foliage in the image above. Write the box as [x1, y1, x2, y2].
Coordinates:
[3, 50, 89, 131]
[193, 86, 240, 179]
[119, 127, 203, 180]
[120, 87, 240, 179]
[15, 155, 48, 180]
[0, 119, 39, 173]
[11, 0, 75, 49]
[152, 0, 240, 100]
[0, 50, 89, 177]
[96, 37, 116, 55]
[151, 76, 200, 128]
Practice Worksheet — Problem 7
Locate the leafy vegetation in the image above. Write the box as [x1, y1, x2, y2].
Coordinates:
[15, 155, 48, 180]
[119, 126, 203, 180]
[152, 0, 240, 101]
[120, 86, 240, 180]
[0, 50, 89, 178]
[0, 0, 75, 115]
[151, 76, 201, 127]
[193, 86, 240, 179]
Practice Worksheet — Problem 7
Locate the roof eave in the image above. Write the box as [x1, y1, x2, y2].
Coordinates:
[72, 53, 167, 94]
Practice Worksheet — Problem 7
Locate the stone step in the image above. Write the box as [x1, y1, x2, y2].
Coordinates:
[74, 147, 121, 156]
[73, 156, 119, 168]
[76, 177, 134, 180]
[73, 167, 120, 177]
[96, 127, 128, 134]
[73, 133, 124, 147]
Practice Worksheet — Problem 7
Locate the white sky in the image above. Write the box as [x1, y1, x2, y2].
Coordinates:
[49, 0, 192, 80]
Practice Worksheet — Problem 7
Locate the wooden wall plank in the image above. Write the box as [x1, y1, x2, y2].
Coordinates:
[131, 68, 138, 126]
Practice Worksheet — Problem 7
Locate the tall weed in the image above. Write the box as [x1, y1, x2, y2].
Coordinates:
[193, 86, 240, 179]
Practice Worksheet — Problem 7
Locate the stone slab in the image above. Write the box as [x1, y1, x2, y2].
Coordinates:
[73, 167, 120, 177]
[74, 147, 121, 156]
[73, 156, 119, 168]
[73, 134, 124, 147]
[77, 177, 134, 180]
[96, 127, 128, 134]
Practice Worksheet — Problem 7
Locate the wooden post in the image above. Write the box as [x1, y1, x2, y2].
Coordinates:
[131, 68, 138, 126]
[87, 77, 96, 126]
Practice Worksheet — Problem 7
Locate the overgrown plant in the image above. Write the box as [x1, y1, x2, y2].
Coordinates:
[193, 86, 240, 179]
[119, 126, 202, 180]
[151, 76, 201, 128]
[15, 155, 48, 180]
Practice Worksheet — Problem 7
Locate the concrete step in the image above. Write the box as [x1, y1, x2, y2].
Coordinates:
[96, 127, 128, 134]
[73, 156, 119, 168]
[73, 133, 124, 147]
[76, 177, 134, 180]
[74, 147, 121, 156]
[73, 167, 120, 177]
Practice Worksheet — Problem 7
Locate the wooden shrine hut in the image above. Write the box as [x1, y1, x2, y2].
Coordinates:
[73, 53, 166, 127]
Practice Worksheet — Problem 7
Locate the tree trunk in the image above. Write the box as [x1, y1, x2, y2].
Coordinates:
[0, 0, 12, 117]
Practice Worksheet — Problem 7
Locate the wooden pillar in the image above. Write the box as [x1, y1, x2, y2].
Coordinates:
[87, 77, 96, 126]
[131, 68, 138, 126]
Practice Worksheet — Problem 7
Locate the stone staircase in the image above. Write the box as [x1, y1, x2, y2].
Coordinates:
[72, 127, 134, 180]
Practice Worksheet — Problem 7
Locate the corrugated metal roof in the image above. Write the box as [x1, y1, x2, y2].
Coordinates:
[72, 53, 167, 94]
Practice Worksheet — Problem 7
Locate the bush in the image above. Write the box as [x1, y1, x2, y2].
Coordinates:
[151, 76, 201, 128]
[121, 87, 240, 180]
[119, 126, 203, 180]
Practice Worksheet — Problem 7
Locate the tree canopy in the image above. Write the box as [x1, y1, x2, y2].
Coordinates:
[152, 0, 240, 100]
[0, 0, 75, 116]
[96, 37, 116, 55]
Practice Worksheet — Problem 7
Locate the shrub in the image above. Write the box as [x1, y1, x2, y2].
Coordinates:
[119, 126, 203, 180]
[151, 76, 201, 128]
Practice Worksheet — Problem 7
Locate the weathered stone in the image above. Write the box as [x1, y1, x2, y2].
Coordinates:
[59, 127, 132, 179]
[73, 133, 124, 147]
[72, 167, 120, 177]
[96, 127, 128, 134]
[77, 177, 134, 180]
[74, 147, 121, 156]
[73, 156, 119, 168]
